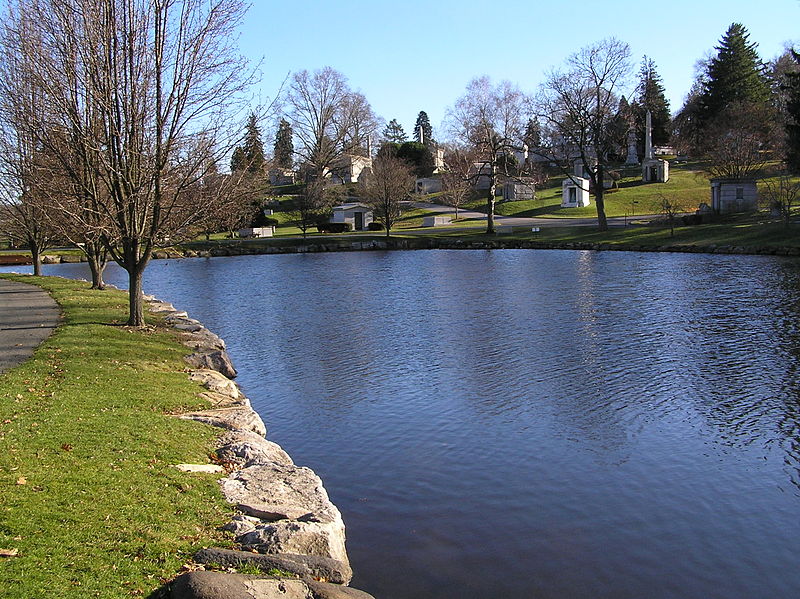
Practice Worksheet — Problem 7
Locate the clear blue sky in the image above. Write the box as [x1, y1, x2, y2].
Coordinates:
[239, 0, 799, 141]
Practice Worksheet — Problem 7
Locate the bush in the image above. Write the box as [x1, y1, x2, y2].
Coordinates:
[367, 221, 384, 231]
[317, 222, 351, 233]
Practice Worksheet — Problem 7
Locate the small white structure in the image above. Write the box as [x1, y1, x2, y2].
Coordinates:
[422, 215, 452, 227]
[330, 154, 372, 184]
[502, 180, 535, 201]
[416, 177, 443, 194]
[624, 129, 639, 165]
[238, 226, 274, 238]
[331, 202, 374, 231]
[268, 168, 295, 186]
[562, 177, 591, 208]
[641, 111, 669, 183]
[710, 178, 758, 213]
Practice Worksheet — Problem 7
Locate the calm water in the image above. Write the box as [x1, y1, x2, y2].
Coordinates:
[6, 250, 800, 598]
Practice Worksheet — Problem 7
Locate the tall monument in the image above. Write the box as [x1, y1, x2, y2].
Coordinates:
[641, 110, 669, 183]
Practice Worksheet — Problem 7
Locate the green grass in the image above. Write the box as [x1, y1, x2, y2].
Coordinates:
[0, 275, 233, 599]
[463, 162, 712, 219]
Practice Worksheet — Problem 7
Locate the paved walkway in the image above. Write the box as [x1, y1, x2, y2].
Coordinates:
[0, 278, 61, 374]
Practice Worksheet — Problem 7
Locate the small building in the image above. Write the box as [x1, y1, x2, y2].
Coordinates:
[502, 180, 535, 201]
[268, 168, 295, 186]
[416, 177, 443, 194]
[331, 202, 374, 231]
[238, 226, 274, 239]
[330, 154, 373, 184]
[710, 178, 758, 214]
[562, 177, 591, 208]
[642, 158, 669, 183]
[422, 215, 452, 227]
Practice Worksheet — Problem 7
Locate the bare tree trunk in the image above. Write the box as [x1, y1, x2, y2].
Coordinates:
[126, 263, 146, 327]
[486, 181, 496, 234]
[85, 243, 107, 290]
[594, 165, 609, 231]
[29, 239, 41, 276]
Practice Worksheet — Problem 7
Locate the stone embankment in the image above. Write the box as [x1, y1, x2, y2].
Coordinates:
[146, 296, 374, 599]
[33, 237, 800, 263]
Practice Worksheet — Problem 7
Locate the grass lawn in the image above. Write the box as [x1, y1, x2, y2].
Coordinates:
[464, 162, 712, 219]
[0, 275, 233, 599]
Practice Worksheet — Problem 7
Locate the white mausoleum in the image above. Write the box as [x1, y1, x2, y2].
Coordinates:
[562, 177, 591, 208]
[331, 202, 374, 231]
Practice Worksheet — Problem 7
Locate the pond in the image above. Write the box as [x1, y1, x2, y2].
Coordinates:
[6, 249, 800, 598]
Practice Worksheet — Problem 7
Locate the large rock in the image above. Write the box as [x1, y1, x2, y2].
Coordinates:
[198, 391, 248, 409]
[194, 547, 352, 585]
[170, 571, 311, 599]
[237, 520, 348, 566]
[179, 328, 226, 352]
[220, 464, 340, 524]
[180, 407, 266, 437]
[215, 431, 293, 467]
[185, 350, 237, 379]
[189, 369, 241, 399]
[170, 571, 375, 599]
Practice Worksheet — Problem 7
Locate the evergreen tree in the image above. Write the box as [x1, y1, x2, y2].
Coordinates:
[383, 118, 407, 143]
[413, 110, 434, 145]
[700, 23, 770, 124]
[273, 118, 294, 169]
[633, 56, 672, 148]
[784, 51, 800, 172]
[231, 112, 265, 174]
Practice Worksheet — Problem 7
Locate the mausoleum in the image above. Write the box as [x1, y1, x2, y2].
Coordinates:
[331, 202, 373, 231]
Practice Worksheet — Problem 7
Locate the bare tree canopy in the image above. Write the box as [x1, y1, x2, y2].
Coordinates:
[359, 153, 414, 238]
[536, 38, 632, 231]
[0, 0, 255, 324]
[447, 76, 530, 233]
[286, 67, 377, 180]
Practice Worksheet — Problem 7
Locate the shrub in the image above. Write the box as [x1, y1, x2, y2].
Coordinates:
[367, 221, 384, 231]
[317, 222, 351, 233]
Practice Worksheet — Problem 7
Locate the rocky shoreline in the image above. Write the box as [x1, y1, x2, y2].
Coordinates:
[146, 296, 374, 599]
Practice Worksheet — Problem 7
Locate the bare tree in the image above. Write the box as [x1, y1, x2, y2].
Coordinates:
[0, 7, 57, 276]
[536, 38, 633, 231]
[447, 77, 530, 233]
[286, 67, 376, 181]
[763, 172, 800, 225]
[704, 101, 776, 180]
[289, 180, 330, 239]
[655, 194, 688, 237]
[440, 145, 476, 220]
[3, 0, 255, 325]
[359, 153, 414, 239]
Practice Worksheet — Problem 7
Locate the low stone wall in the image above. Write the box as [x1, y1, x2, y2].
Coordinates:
[31, 238, 800, 264]
[146, 296, 374, 599]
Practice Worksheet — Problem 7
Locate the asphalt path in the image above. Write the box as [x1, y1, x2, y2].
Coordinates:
[0, 278, 61, 374]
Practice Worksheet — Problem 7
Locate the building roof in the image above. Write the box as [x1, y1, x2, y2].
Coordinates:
[332, 202, 371, 211]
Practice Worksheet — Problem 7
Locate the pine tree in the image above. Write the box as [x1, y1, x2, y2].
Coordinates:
[784, 51, 800, 172]
[700, 23, 770, 124]
[273, 119, 294, 169]
[633, 56, 672, 147]
[231, 112, 265, 174]
[413, 111, 434, 145]
[383, 118, 407, 143]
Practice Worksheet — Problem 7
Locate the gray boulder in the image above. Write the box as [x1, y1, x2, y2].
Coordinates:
[170, 571, 312, 599]
[180, 406, 266, 437]
[194, 547, 352, 585]
[189, 369, 241, 399]
[184, 350, 237, 379]
[215, 431, 293, 467]
[237, 520, 348, 566]
[220, 464, 340, 524]
[179, 328, 227, 352]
